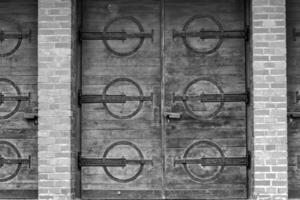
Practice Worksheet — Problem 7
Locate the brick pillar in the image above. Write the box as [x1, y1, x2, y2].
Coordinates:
[38, 0, 77, 199]
[252, 0, 288, 199]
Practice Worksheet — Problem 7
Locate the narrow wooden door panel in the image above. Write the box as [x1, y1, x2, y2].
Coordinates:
[0, 0, 38, 198]
[164, 0, 247, 199]
[287, 0, 300, 198]
[81, 0, 162, 199]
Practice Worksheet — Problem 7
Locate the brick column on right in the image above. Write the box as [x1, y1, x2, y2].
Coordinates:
[252, 0, 288, 199]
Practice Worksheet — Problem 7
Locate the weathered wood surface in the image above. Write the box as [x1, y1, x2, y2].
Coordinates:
[287, 0, 300, 198]
[0, 0, 37, 198]
[81, 0, 248, 199]
[164, 0, 247, 199]
[81, 0, 162, 199]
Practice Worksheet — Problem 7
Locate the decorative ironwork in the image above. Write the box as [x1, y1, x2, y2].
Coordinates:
[0, 16, 31, 57]
[80, 16, 154, 56]
[173, 15, 248, 54]
[0, 78, 31, 120]
[172, 78, 249, 120]
[0, 141, 31, 182]
[174, 140, 250, 182]
[79, 78, 153, 119]
[78, 141, 153, 183]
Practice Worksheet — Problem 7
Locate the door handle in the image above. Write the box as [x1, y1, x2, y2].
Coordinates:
[164, 112, 182, 120]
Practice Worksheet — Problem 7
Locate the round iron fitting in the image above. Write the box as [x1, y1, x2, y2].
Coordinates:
[0, 141, 22, 182]
[182, 77, 224, 120]
[103, 141, 145, 183]
[0, 16, 23, 57]
[0, 78, 22, 120]
[103, 78, 144, 119]
[182, 140, 225, 183]
[103, 16, 145, 57]
[182, 15, 224, 54]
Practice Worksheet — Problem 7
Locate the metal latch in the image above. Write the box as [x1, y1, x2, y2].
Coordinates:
[164, 112, 182, 120]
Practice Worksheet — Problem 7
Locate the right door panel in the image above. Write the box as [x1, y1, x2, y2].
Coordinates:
[163, 0, 248, 199]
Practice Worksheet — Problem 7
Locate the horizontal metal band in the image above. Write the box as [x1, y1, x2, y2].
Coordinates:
[79, 157, 153, 167]
[173, 93, 248, 103]
[79, 94, 153, 104]
[173, 30, 247, 39]
[0, 30, 31, 41]
[174, 157, 249, 166]
[80, 31, 153, 41]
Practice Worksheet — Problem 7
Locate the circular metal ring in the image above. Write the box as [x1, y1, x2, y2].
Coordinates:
[103, 78, 144, 119]
[103, 16, 145, 57]
[182, 78, 224, 120]
[103, 141, 144, 183]
[0, 141, 22, 182]
[183, 140, 225, 182]
[0, 78, 22, 120]
[0, 15, 23, 57]
[182, 15, 224, 54]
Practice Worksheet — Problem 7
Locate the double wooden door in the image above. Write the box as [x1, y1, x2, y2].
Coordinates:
[80, 0, 249, 199]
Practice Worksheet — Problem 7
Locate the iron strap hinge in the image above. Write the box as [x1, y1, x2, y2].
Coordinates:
[173, 92, 249, 103]
[174, 152, 251, 169]
[0, 93, 31, 105]
[80, 30, 154, 42]
[78, 153, 153, 169]
[0, 30, 31, 43]
[172, 29, 248, 40]
[78, 93, 154, 105]
[0, 155, 31, 168]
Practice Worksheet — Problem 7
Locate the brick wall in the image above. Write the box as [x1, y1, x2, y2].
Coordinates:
[38, 0, 75, 199]
[252, 0, 288, 199]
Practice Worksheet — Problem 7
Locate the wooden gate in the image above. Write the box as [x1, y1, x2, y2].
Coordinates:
[79, 0, 250, 199]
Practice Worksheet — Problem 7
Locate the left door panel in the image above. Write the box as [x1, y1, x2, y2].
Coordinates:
[0, 0, 38, 198]
[80, 0, 162, 199]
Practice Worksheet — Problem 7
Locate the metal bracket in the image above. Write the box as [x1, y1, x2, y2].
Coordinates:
[80, 30, 154, 42]
[79, 93, 153, 104]
[173, 29, 247, 40]
[174, 155, 250, 167]
[0, 155, 31, 168]
[172, 93, 248, 103]
[0, 92, 31, 105]
[0, 29, 31, 43]
[78, 154, 153, 168]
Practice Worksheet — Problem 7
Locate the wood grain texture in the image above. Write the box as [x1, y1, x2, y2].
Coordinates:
[0, 0, 37, 198]
[287, 0, 300, 198]
[81, 0, 247, 199]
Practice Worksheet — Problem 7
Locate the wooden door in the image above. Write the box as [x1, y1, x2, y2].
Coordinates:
[80, 0, 162, 199]
[80, 0, 249, 199]
[0, 0, 38, 198]
[287, 0, 300, 198]
[163, 0, 248, 199]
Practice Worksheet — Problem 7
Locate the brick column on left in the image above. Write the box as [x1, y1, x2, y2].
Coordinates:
[38, 0, 76, 199]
